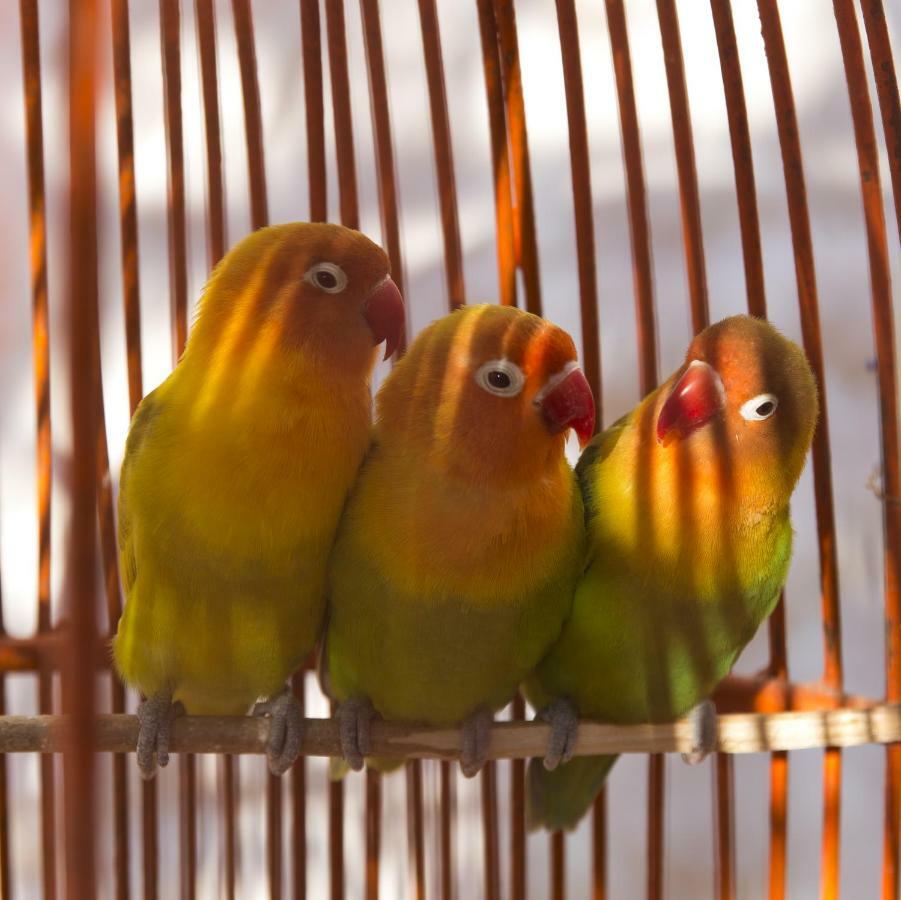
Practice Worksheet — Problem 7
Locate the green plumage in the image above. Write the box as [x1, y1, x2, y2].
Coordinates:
[326, 448, 585, 728]
[526, 316, 817, 831]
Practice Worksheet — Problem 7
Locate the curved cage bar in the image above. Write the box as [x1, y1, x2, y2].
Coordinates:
[1, 0, 899, 898]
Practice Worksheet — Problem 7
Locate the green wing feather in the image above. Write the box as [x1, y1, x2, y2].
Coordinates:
[527, 755, 616, 832]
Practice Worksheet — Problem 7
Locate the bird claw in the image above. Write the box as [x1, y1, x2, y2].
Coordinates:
[253, 687, 304, 776]
[681, 698, 718, 765]
[137, 692, 183, 779]
[460, 707, 493, 778]
[336, 697, 377, 772]
[538, 697, 579, 771]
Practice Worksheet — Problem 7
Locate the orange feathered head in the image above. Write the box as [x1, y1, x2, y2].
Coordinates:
[376, 305, 595, 485]
[187, 222, 405, 379]
[655, 315, 818, 496]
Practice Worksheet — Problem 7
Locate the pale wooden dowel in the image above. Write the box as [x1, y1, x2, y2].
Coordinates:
[1, 705, 899, 758]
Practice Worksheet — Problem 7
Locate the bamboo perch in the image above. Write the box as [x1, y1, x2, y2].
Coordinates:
[1, 705, 899, 759]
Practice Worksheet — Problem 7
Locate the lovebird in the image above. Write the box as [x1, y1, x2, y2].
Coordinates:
[323, 304, 595, 776]
[526, 315, 818, 830]
[113, 222, 404, 777]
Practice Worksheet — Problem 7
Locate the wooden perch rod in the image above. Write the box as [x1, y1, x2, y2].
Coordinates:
[1, 705, 899, 759]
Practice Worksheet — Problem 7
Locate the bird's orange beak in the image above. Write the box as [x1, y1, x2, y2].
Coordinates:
[363, 277, 405, 360]
[538, 366, 596, 448]
[656, 359, 725, 445]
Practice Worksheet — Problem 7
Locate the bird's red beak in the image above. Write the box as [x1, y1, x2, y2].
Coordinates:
[656, 360, 725, 445]
[363, 277, 405, 360]
[538, 366, 596, 448]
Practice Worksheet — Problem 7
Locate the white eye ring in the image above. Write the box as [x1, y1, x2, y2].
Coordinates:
[475, 359, 526, 397]
[740, 393, 779, 421]
[304, 262, 348, 294]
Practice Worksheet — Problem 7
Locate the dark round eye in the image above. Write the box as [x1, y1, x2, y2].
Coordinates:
[739, 392, 778, 421]
[304, 261, 348, 293]
[476, 359, 525, 396]
[315, 270, 338, 290]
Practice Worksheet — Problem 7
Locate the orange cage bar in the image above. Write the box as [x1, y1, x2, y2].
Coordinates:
[2, 1, 900, 898]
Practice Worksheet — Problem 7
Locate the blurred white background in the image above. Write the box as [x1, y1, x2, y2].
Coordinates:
[1, 0, 899, 897]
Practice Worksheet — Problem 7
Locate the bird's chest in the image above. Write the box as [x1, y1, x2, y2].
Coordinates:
[141, 409, 369, 567]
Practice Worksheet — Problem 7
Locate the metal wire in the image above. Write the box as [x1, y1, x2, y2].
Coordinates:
[4, 3, 900, 899]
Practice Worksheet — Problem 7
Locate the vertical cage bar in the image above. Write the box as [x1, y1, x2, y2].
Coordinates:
[232, 6, 284, 895]
[366, 770, 382, 900]
[416, 0, 466, 310]
[267, 770, 282, 900]
[476, 4, 525, 879]
[111, 0, 143, 411]
[180, 759, 197, 900]
[360, 0, 407, 354]
[858, 0, 901, 246]
[654, 0, 709, 332]
[481, 763, 501, 900]
[592, 790, 607, 900]
[491, 0, 542, 316]
[605, 5, 661, 894]
[66, 0, 100, 895]
[551, 830, 565, 900]
[142, 777, 158, 900]
[329, 770, 344, 900]
[323, 0, 362, 888]
[362, 0, 425, 878]
[324, 0, 359, 230]
[160, 0, 189, 359]
[96, 0, 132, 859]
[832, 6, 901, 900]
[231, 0, 269, 230]
[647, 755, 664, 900]
[553, 0, 601, 407]
[654, 0, 712, 892]
[196, 0, 226, 265]
[439, 762, 454, 900]
[19, 2, 57, 896]
[291, 674, 306, 900]
[220, 755, 238, 900]
[476, 0, 516, 308]
[709, 0, 765, 318]
[604, 0, 658, 396]
[714, 756, 736, 899]
[297, 8, 325, 891]
[756, 4, 845, 897]
[300, 0, 327, 223]
[406, 762, 426, 900]
[707, 10, 794, 894]
[160, 6, 195, 898]
[510, 696, 526, 900]
[195, 5, 238, 894]
[327, 694, 345, 900]
[769, 751, 789, 899]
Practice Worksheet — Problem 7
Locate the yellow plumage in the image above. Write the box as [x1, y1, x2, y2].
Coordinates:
[113, 222, 404, 772]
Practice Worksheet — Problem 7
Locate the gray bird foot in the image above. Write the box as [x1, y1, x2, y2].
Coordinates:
[460, 707, 494, 778]
[336, 697, 377, 772]
[681, 699, 718, 765]
[136, 692, 183, 779]
[538, 697, 579, 771]
[253, 688, 304, 776]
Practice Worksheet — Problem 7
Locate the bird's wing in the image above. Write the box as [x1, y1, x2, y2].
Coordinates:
[117, 389, 162, 596]
[575, 409, 631, 530]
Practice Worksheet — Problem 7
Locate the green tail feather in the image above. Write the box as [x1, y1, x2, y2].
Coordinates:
[526, 755, 618, 832]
